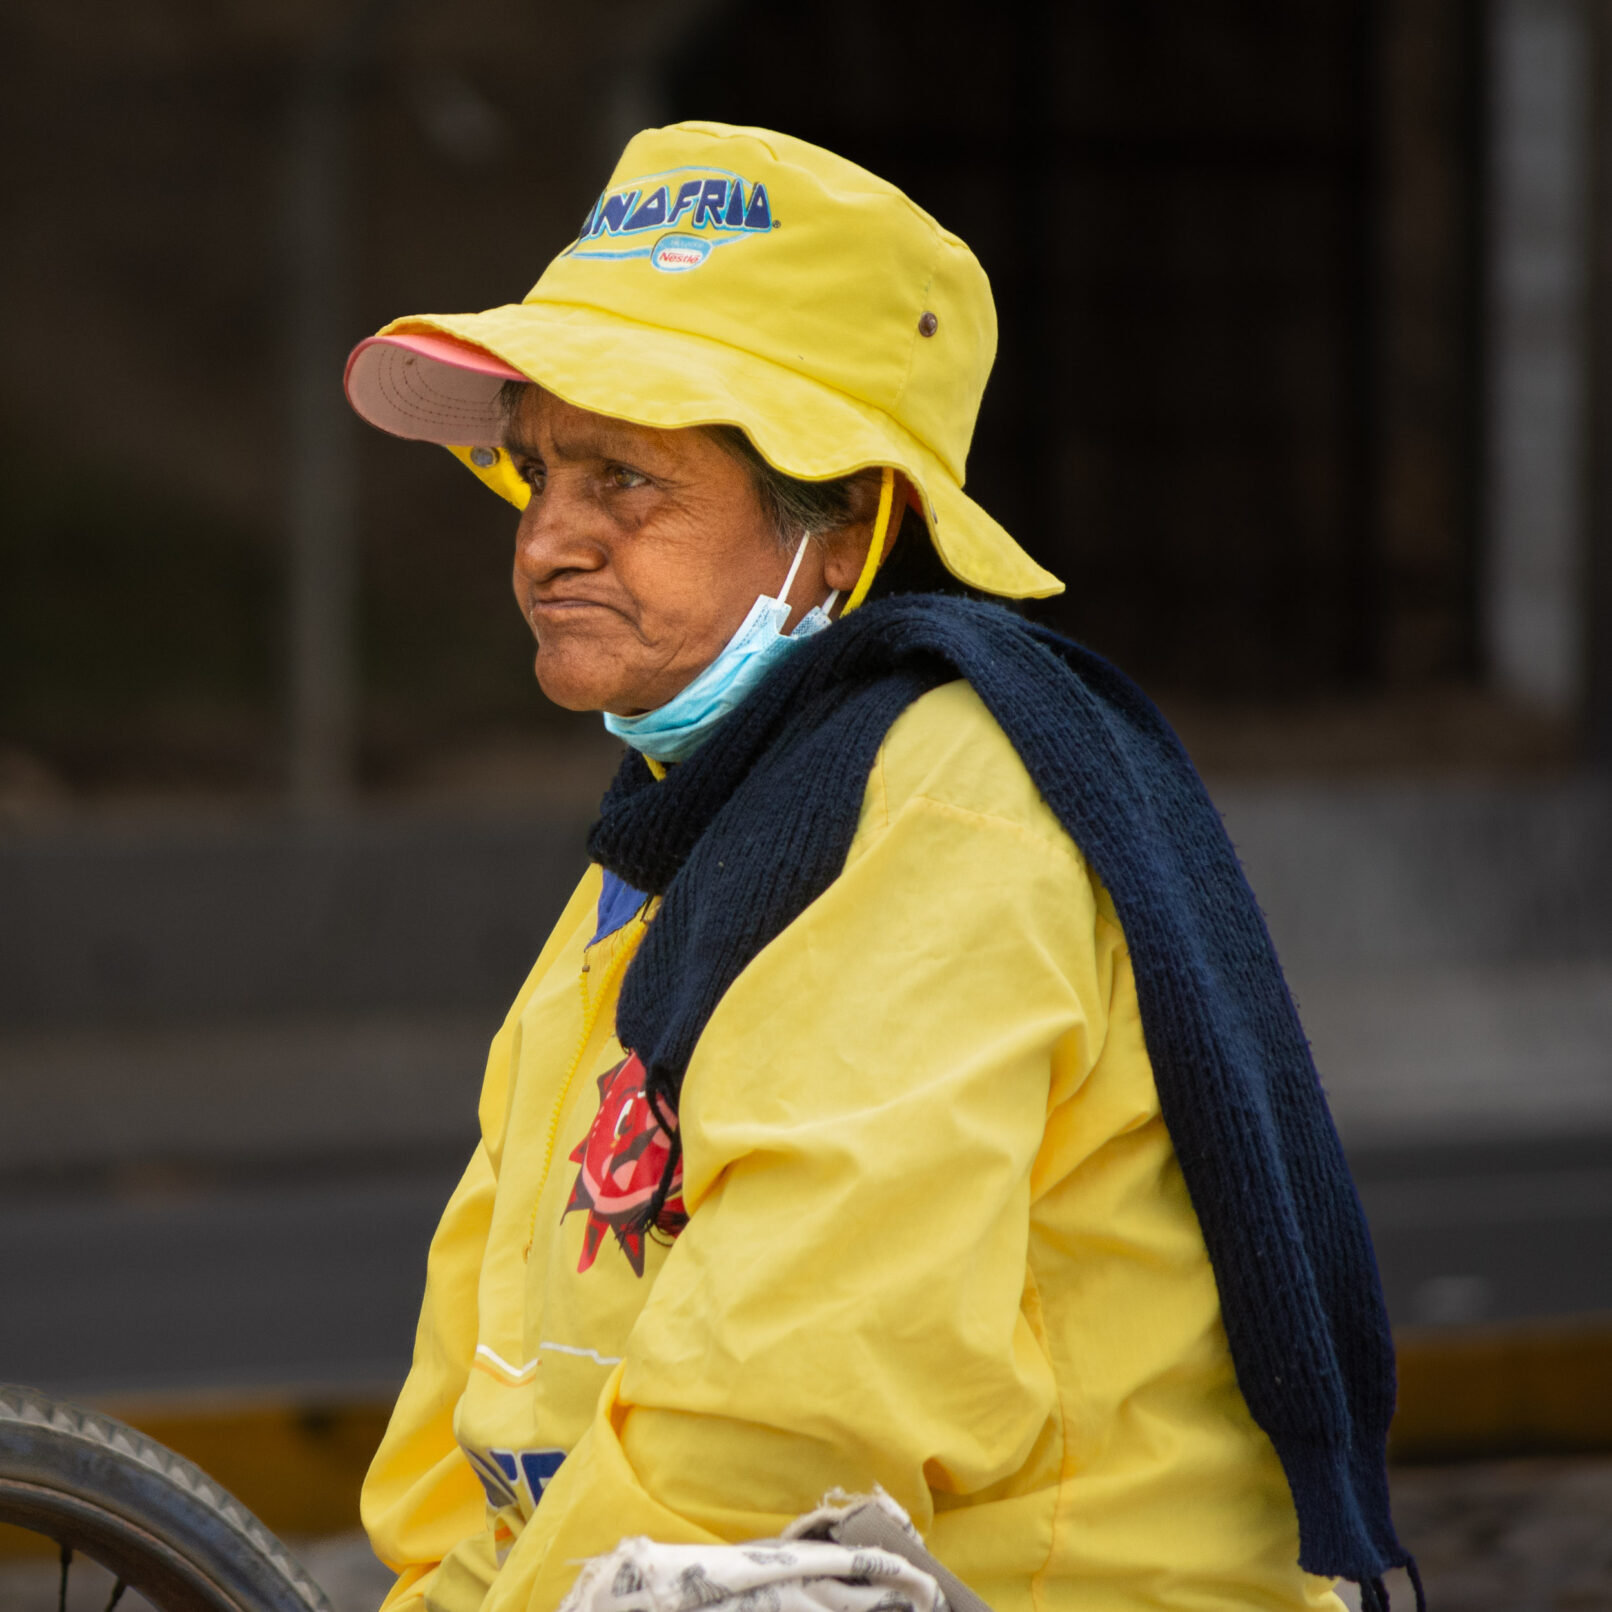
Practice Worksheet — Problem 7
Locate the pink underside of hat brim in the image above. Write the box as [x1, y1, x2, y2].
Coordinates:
[344, 333, 528, 445]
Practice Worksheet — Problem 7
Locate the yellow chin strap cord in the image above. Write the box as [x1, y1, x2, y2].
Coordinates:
[842, 466, 895, 615]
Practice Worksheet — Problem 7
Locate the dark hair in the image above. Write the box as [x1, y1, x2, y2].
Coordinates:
[496, 380, 984, 599]
[702, 424, 879, 550]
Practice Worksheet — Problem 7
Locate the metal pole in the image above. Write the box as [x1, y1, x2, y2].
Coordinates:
[1484, 0, 1593, 717]
[1586, 0, 1612, 765]
[284, 0, 403, 814]
[286, 51, 357, 814]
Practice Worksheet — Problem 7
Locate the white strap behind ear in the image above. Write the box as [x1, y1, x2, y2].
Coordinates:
[778, 533, 812, 606]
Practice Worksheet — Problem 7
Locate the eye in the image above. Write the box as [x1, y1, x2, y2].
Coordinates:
[514, 457, 545, 492]
[603, 462, 649, 491]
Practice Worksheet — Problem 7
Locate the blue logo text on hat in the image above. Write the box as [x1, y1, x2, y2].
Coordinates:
[569, 166, 775, 271]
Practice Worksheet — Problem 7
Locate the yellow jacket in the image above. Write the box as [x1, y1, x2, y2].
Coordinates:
[363, 684, 1342, 1612]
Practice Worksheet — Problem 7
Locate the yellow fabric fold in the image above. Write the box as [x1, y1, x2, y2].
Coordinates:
[363, 687, 1340, 1612]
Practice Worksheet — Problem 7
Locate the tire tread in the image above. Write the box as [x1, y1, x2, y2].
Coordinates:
[0, 1384, 334, 1612]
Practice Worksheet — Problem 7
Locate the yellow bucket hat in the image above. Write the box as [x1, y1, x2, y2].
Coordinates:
[344, 120, 1063, 599]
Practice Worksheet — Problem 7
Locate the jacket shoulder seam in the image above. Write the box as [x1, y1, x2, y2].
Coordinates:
[901, 790, 1092, 873]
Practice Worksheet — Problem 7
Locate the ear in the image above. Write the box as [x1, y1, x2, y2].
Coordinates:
[820, 471, 921, 593]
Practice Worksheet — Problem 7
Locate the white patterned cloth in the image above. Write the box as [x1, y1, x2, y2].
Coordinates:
[557, 1491, 952, 1612]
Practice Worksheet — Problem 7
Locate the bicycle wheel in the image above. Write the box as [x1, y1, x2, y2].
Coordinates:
[0, 1384, 334, 1612]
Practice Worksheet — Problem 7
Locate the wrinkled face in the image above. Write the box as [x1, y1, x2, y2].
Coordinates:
[505, 387, 834, 715]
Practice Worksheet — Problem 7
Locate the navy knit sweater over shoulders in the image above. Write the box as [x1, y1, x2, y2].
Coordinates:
[587, 594, 1415, 1610]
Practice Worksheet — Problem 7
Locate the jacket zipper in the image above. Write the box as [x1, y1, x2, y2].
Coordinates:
[523, 919, 643, 1260]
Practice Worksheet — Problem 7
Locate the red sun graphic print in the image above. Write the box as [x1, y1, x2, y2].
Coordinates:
[564, 1052, 687, 1276]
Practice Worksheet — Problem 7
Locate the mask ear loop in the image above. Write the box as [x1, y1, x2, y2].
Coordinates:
[777, 528, 813, 606]
[781, 527, 841, 620]
[842, 467, 895, 615]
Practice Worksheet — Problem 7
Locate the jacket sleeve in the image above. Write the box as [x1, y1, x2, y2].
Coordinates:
[362, 1140, 498, 1612]
[364, 868, 605, 1612]
[483, 784, 1112, 1612]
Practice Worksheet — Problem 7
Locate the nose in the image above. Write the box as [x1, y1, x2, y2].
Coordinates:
[513, 472, 604, 587]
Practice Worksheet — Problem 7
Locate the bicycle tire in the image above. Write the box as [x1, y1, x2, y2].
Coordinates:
[0, 1384, 335, 1612]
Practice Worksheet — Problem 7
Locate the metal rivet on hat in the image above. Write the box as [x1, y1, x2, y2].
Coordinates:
[470, 447, 498, 468]
[918, 311, 939, 337]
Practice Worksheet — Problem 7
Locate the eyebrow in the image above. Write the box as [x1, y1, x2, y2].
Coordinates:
[500, 420, 544, 457]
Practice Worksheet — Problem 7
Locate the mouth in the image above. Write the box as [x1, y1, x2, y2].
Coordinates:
[527, 597, 621, 628]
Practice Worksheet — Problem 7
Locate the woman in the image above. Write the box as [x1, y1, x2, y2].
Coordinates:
[343, 122, 1413, 1612]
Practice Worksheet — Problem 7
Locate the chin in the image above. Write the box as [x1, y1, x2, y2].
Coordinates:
[532, 649, 624, 714]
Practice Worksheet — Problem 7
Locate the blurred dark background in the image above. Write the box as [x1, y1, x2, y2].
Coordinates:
[9, 0, 1599, 803]
[3, 1, 1612, 1606]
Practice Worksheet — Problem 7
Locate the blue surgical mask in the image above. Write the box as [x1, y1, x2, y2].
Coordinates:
[604, 538, 838, 764]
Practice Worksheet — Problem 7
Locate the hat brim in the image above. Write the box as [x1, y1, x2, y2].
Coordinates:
[346, 306, 1063, 600]
[344, 332, 526, 443]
